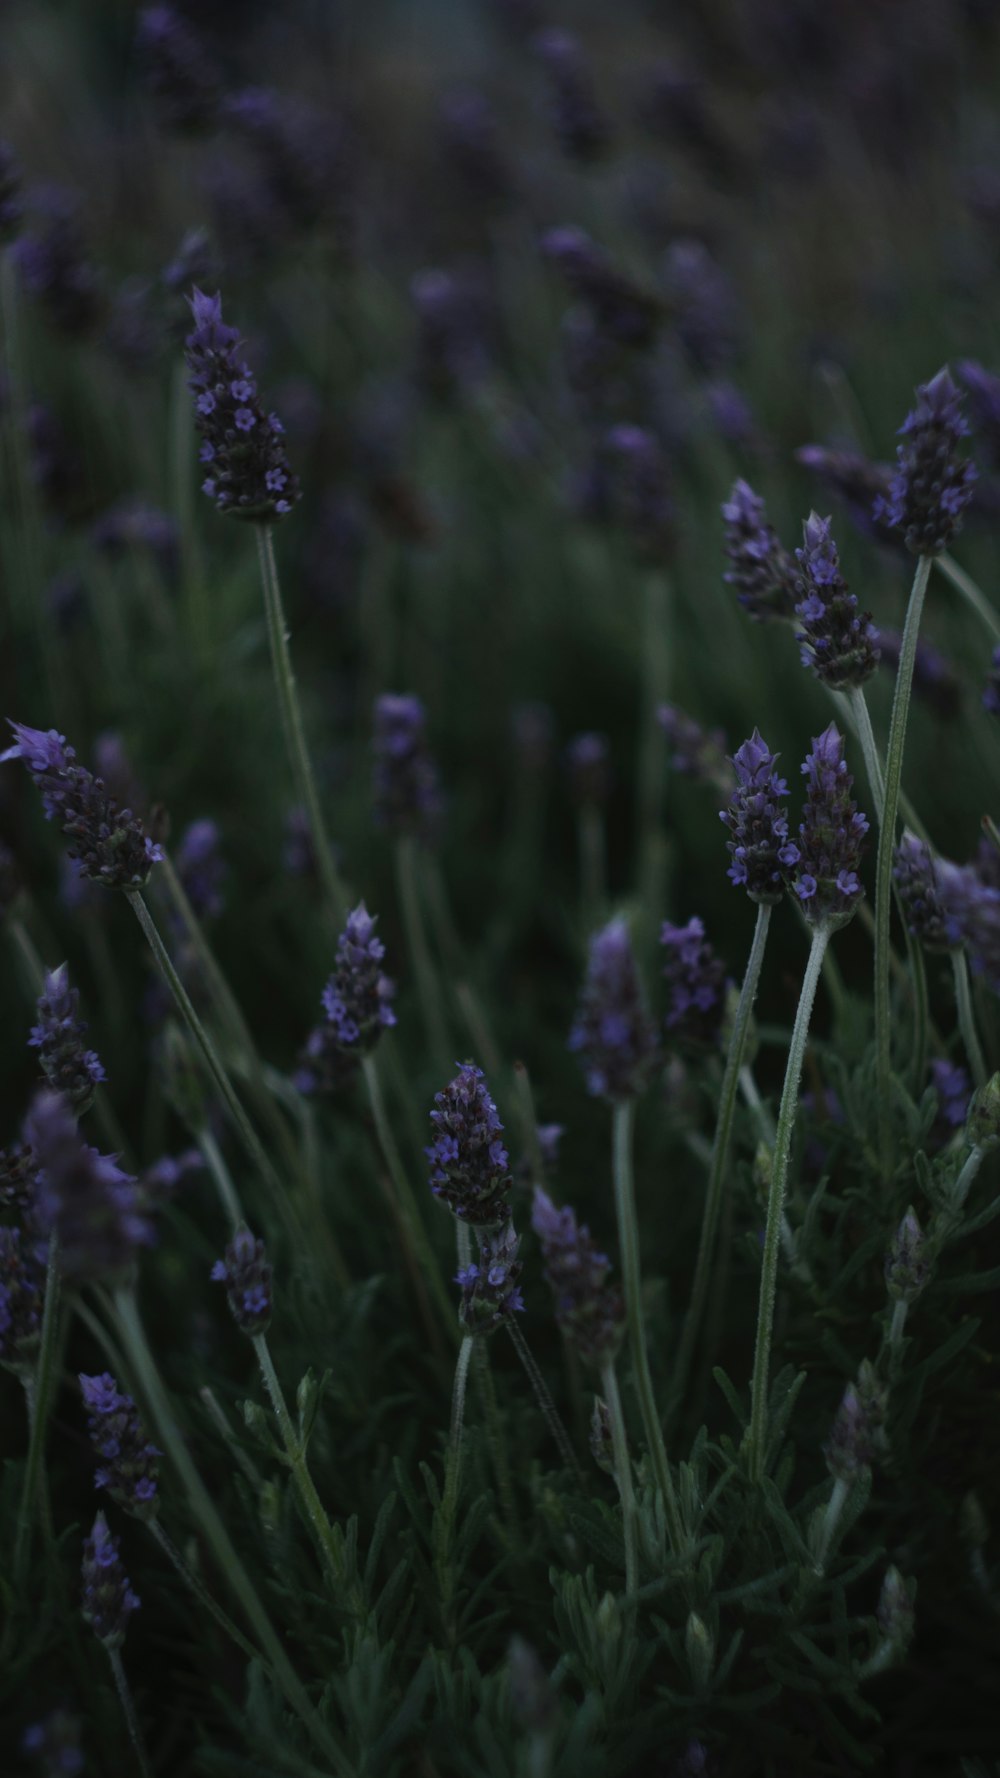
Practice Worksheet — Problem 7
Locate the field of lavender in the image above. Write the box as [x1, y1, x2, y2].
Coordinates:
[3, 3, 1000, 1774]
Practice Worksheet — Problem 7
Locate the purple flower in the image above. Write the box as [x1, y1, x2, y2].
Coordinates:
[932, 857, 1000, 991]
[411, 267, 492, 398]
[439, 88, 512, 207]
[957, 359, 1000, 470]
[28, 964, 106, 1115]
[825, 1382, 875, 1482]
[174, 817, 225, 923]
[294, 1022, 361, 1098]
[793, 513, 879, 688]
[566, 732, 610, 807]
[720, 729, 791, 904]
[535, 29, 610, 163]
[983, 646, 1000, 717]
[320, 902, 397, 1055]
[884, 1208, 929, 1305]
[455, 1219, 524, 1333]
[427, 1063, 512, 1229]
[663, 238, 738, 376]
[531, 1186, 623, 1367]
[81, 1512, 139, 1648]
[372, 694, 443, 838]
[185, 289, 300, 523]
[604, 425, 674, 556]
[541, 225, 658, 349]
[79, 1373, 161, 1518]
[13, 190, 104, 338]
[25, 1091, 153, 1282]
[0, 1142, 39, 1214]
[20, 1708, 84, 1776]
[223, 87, 351, 241]
[2, 722, 163, 890]
[722, 480, 798, 621]
[136, 6, 220, 134]
[893, 832, 952, 951]
[795, 445, 896, 546]
[658, 705, 733, 796]
[874, 367, 977, 555]
[661, 917, 728, 1048]
[0, 1228, 44, 1371]
[786, 725, 869, 929]
[930, 1057, 971, 1132]
[569, 918, 658, 1101]
[211, 1224, 272, 1336]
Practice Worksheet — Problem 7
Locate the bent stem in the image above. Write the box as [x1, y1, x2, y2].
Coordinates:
[12, 1233, 60, 1590]
[951, 948, 988, 1089]
[106, 1646, 153, 1778]
[504, 1315, 582, 1484]
[112, 1288, 339, 1763]
[600, 1360, 638, 1599]
[198, 1125, 245, 1229]
[256, 524, 347, 927]
[672, 903, 772, 1417]
[874, 553, 933, 1183]
[148, 1517, 259, 1663]
[746, 923, 830, 1484]
[611, 1100, 684, 1556]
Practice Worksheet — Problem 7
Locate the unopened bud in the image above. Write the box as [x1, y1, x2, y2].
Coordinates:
[590, 1396, 614, 1474]
[595, 1589, 621, 1650]
[684, 1611, 715, 1691]
[967, 1071, 1000, 1151]
[885, 1207, 929, 1304]
[508, 1636, 557, 1737]
[824, 1381, 873, 1482]
[876, 1566, 914, 1653]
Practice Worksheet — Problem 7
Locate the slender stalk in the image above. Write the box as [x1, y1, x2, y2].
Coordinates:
[472, 1342, 520, 1544]
[672, 904, 772, 1415]
[937, 551, 1000, 644]
[874, 554, 933, 1182]
[441, 1334, 475, 1529]
[813, 1475, 849, 1576]
[112, 1289, 339, 1762]
[888, 1300, 908, 1353]
[361, 1054, 457, 1344]
[746, 924, 830, 1482]
[953, 1144, 985, 1213]
[252, 1333, 360, 1610]
[635, 567, 671, 932]
[952, 948, 988, 1089]
[148, 1517, 260, 1662]
[197, 1125, 245, 1229]
[198, 1385, 265, 1491]
[106, 1647, 153, 1778]
[600, 1360, 638, 1599]
[847, 686, 884, 823]
[395, 836, 451, 1075]
[256, 524, 348, 926]
[505, 1315, 583, 1485]
[13, 1234, 60, 1590]
[126, 889, 282, 1200]
[611, 1100, 684, 1555]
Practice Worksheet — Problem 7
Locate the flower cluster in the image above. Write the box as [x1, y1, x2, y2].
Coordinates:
[455, 1220, 524, 1333]
[825, 1381, 876, 1482]
[535, 30, 610, 162]
[933, 859, 1000, 990]
[0, 1143, 38, 1213]
[884, 1209, 929, 1305]
[79, 1373, 161, 1518]
[541, 225, 658, 349]
[2, 724, 163, 889]
[661, 918, 728, 1048]
[720, 730, 792, 904]
[664, 238, 737, 376]
[874, 367, 977, 555]
[136, 6, 221, 134]
[81, 1512, 140, 1648]
[958, 359, 1000, 468]
[25, 1090, 153, 1282]
[0, 1228, 44, 1371]
[795, 445, 896, 545]
[185, 289, 300, 522]
[892, 832, 952, 950]
[174, 818, 226, 922]
[320, 903, 396, 1055]
[372, 694, 443, 838]
[793, 513, 879, 688]
[28, 964, 106, 1115]
[211, 1224, 272, 1335]
[721, 480, 798, 621]
[930, 1058, 971, 1134]
[783, 725, 868, 928]
[13, 191, 104, 338]
[531, 1187, 623, 1367]
[983, 646, 1000, 717]
[604, 425, 674, 557]
[569, 918, 659, 1100]
[658, 704, 733, 794]
[427, 1063, 512, 1228]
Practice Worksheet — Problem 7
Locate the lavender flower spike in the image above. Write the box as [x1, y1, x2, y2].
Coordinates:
[531, 1186, 623, 1367]
[321, 901, 397, 1054]
[211, 1225, 272, 1335]
[661, 917, 728, 1049]
[29, 964, 106, 1114]
[983, 646, 1000, 716]
[784, 725, 869, 929]
[793, 512, 879, 688]
[720, 729, 792, 904]
[185, 289, 300, 522]
[892, 831, 951, 951]
[455, 1218, 524, 1334]
[2, 722, 163, 889]
[79, 1373, 161, 1518]
[722, 479, 798, 621]
[372, 694, 443, 838]
[25, 1090, 153, 1282]
[81, 1512, 140, 1648]
[535, 29, 610, 163]
[569, 918, 658, 1100]
[658, 705, 733, 796]
[427, 1062, 512, 1228]
[136, 6, 221, 135]
[875, 367, 977, 555]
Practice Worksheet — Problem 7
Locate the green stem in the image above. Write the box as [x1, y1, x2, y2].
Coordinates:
[12, 1234, 60, 1590]
[256, 524, 348, 926]
[937, 551, 1000, 644]
[847, 686, 884, 823]
[148, 1517, 260, 1663]
[505, 1315, 582, 1483]
[441, 1335, 475, 1530]
[952, 948, 988, 1089]
[813, 1475, 850, 1575]
[953, 1144, 985, 1213]
[361, 1054, 457, 1345]
[874, 554, 933, 1183]
[126, 889, 282, 1200]
[395, 836, 451, 1075]
[672, 904, 772, 1416]
[198, 1385, 265, 1492]
[635, 568, 671, 931]
[112, 1289, 339, 1762]
[600, 1360, 638, 1599]
[746, 924, 831, 1483]
[611, 1100, 684, 1555]
[252, 1333, 359, 1610]
[472, 1341, 520, 1545]
[106, 1646, 153, 1778]
[197, 1125, 245, 1229]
